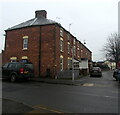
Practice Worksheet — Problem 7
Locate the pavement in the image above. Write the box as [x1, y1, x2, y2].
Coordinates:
[2, 98, 34, 114]
[30, 75, 89, 86]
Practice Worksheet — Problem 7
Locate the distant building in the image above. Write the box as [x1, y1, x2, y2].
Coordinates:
[2, 10, 92, 78]
[104, 60, 116, 70]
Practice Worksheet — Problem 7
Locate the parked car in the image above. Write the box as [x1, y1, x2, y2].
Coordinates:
[90, 67, 102, 77]
[2, 62, 34, 82]
[113, 68, 120, 81]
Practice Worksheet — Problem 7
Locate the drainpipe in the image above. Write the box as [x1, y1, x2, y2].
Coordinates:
[72, 46, 74, 81]
[54, 24, 57, 79]
[38, 26, 42, 77]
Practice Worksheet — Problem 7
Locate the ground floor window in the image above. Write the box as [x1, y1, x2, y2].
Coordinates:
[21, 59, 28, 63]
[68, 58, 72, 69]
[21, 56, 29, 63]
[60, 56, 63, 71]
[74, 62, 79, 69]
[10, 57, 17, 62]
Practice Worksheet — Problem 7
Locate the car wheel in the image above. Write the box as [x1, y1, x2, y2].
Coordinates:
[10, 74, 16, 82]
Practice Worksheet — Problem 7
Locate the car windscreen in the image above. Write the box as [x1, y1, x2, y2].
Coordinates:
[3, 63, 9, 68]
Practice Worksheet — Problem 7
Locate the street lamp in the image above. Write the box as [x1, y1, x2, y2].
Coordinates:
[56, 17, 61, 24]
[83, 40, 86, 44]
[69, 23, 73, 32]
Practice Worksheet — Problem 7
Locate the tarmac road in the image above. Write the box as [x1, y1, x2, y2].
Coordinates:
[1, 70, 120, 114]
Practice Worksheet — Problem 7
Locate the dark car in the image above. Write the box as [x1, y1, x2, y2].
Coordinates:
[90, 67, 102, 77]
[113, 68, 120, 81]
[2, 62, 34, 82]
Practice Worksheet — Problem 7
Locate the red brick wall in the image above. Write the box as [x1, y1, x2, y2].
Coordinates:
[55, 26, 61, 74]
[40, 25, 56, 77]
[3, 26, 40, 77]
[3, 25, 59, 78]
[3, 24, 92, 78]
[80, 43, 92, 61]
[55, 26, 92, 73]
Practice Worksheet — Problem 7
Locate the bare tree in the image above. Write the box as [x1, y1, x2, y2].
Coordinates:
[103, 33, 120, 68]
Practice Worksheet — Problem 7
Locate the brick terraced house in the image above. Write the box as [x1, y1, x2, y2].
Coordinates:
[2, 10, 92, 78]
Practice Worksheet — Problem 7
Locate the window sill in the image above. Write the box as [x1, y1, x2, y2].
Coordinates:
[22, 48, 28, 51]
[60, 35, 63, 38]
[60, 50, 64, 53]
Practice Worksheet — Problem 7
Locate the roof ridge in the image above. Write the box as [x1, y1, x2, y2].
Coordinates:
[30, 18, 37, 25]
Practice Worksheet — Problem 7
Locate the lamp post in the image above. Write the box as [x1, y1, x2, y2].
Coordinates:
[69, 23, 74, 81]
[72, 46, 74, 81]
[69, 23, 75, 81]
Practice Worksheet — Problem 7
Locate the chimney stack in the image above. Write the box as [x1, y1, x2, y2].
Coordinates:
[35, 10, 47, 18]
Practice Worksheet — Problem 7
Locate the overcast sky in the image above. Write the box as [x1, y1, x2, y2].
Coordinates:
[0, 0, 118, 61]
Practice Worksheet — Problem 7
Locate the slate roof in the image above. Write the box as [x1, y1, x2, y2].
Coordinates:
[7, 16, 58, 31]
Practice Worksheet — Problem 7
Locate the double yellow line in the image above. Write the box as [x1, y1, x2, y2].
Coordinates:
[27, 105, 64, 114]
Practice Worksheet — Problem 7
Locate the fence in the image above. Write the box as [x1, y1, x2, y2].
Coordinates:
[56, 69, 80, 79]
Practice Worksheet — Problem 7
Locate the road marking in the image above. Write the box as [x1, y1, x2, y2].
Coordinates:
[65, 91, 118, 99]
[95, 84, 115, 87]
[33, 105, 64, 114]
[27, 110, 43, 113]
[82, 83, 94, 87]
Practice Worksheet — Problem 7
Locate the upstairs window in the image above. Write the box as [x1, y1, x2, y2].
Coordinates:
[60, 28, 63, 37]
[68, 42, 70, 54]
[74, 39, 76, 45]
[60, 38, 63, 52]
[67, 33, 70, 41]
[74, 46, 76, 56]
[23, 36, 28, 50]
[77, 47, 80, 57]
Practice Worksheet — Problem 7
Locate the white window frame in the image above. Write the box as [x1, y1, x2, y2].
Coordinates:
[67, 33, 70, 41]
[60, 56, 63, 71]
[23, 36, 28, 50]
[74, 46, 76, 56]
[60, 28, 63, 37]
[68, 42, 70, 54]
[68, 58, 72, 69]
[74, 39, 76, 45]
[60, 38, 63, 52]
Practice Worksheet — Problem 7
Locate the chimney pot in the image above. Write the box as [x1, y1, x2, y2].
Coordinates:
[35, 10, 47, 18]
